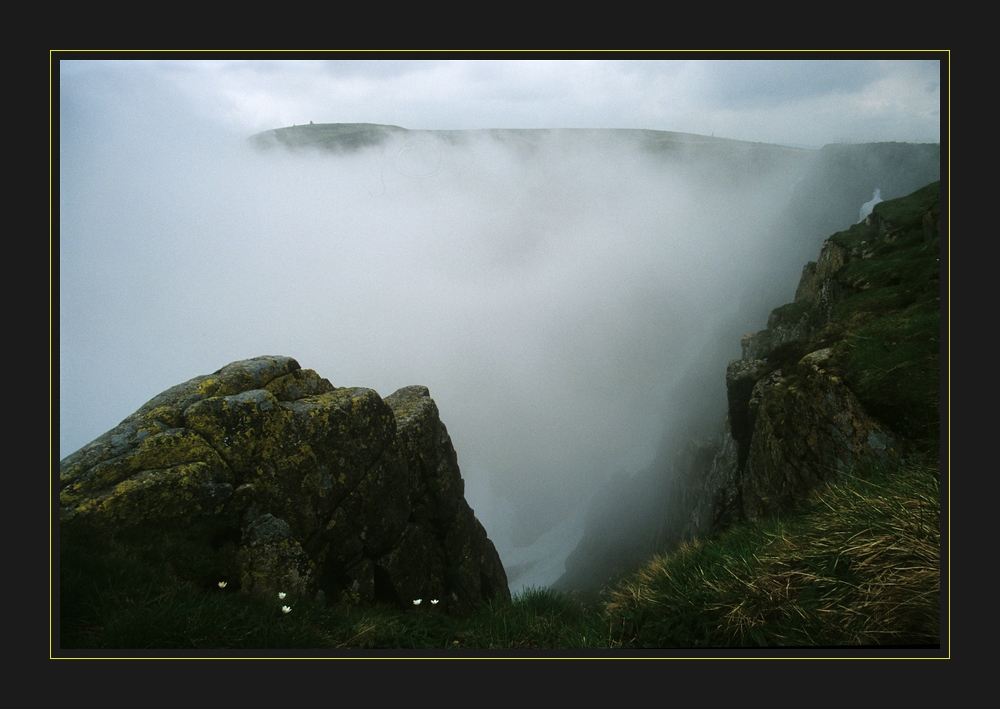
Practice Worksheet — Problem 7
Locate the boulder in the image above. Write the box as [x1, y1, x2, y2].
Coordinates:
[738, 348, 903, 521]
[59, 356, 509, 614]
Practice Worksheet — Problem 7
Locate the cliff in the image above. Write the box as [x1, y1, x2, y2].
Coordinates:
[59, 356, 509, 616]
[692, 181, 940, 531]
[557, 180, 941, 591]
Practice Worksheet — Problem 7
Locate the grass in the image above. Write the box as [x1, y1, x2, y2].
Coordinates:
[824, 182, 941, 452]
[59, 510, 606, 650]
[602, 459, 940, 648]
[59, 458, 938, 651]
[60, 563, 603, 651]
[834, 313, 940, 448]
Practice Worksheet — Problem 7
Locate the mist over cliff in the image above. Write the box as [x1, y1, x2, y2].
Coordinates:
[59, 89, 939, 591]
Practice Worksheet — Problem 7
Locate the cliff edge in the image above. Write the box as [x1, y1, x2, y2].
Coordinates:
[59, 356, 509, 616]
[690, 180, 941, 535]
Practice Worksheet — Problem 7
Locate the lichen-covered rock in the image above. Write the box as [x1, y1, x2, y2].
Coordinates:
[739, 348, 903, 521]
[793, 239, 849, 315]
[382, 385, 509, 615]
[59, 356, 509, 614]
[740, 237, 852, 363]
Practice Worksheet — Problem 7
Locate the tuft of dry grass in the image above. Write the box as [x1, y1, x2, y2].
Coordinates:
[602, 461, 940, 647]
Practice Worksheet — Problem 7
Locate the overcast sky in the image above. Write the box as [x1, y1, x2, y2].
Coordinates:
[58, 56, 942, 148]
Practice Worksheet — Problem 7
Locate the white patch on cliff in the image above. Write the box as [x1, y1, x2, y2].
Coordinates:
[859, 188, 882, 221]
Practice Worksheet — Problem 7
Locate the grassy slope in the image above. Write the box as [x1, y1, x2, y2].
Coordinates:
[602, 460, 939, 647]
[829, 182, 942, 453]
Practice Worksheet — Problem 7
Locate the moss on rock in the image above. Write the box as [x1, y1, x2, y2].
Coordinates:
[60, 356, 509, 613]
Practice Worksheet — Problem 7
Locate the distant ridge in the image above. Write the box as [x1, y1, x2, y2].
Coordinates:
[249, 122, 408, 153]
[248, 122, 812, 155]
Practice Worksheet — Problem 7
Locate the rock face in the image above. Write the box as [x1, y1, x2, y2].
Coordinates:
[59, 356, 509, 615]
[697, 184, 941, 529]
[725, 347, 904, 522]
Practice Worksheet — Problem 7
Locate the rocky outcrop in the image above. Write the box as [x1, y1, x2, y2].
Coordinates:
[681, 424, 740, 537]
[703, 182, 942, 527]
[728, 348, 903, 521]
[59, 356, 508, 615]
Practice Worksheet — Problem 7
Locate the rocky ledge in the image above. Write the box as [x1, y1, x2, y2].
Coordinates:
[59, 356, 509, 615]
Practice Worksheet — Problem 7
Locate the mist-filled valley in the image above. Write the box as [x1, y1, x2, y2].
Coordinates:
[59, 93, 940, 592]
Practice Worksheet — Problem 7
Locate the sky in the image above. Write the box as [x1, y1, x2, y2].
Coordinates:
[57, 56, 942, 147]
[55, 55, 943, 588]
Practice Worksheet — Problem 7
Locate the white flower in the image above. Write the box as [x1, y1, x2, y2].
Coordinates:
[218, 581, 227, 588]
[413, 599, 422, 605]
[278, 592, 286, 599]
[281, 605, 292, 613]
[430, 599, 439, 605]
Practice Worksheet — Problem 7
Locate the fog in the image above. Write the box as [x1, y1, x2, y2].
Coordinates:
[60, 62, 934, 589]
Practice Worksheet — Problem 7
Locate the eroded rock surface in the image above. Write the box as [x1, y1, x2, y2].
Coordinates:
[59, 356, 508, 614]
[734, 348, 902, 521]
